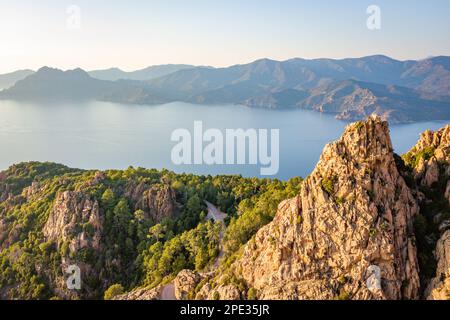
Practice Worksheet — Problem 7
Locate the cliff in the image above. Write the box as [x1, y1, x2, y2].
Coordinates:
[402, 125, 450, 299]
[125, 181, 179, 223]
[43, 191, 103, 298]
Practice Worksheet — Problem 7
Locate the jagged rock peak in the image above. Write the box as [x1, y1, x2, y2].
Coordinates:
[125, 181, 179, 223]
[319, 114, 393, 165]
[44, 191, 103, 252]
[427, 230, 450, 300]
[411, 125, 450, 154]
[42, 190, 104, 299]
[218, 115, 420, 300]
[405, 124, 449, 197]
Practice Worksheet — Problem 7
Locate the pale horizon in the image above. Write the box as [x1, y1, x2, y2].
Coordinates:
[1, 0, 450, 73]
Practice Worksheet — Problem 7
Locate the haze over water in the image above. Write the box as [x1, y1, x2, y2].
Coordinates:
[0, 100, 446, 180]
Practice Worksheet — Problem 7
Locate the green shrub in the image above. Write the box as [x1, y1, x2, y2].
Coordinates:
[369, 227, 378, 238]
[403, 146, 435, 169]
[333, 289, 350, 300]
[104, 284, 124, 300]
[337, 275, 347, 285]
[212, 291, 220, 300]
[321, 176, 337, 195]
[82, 223, 95, 237]
[60, 241, 70, 256]
[247, 288, 257, 300]
[367, 190, 375, 201]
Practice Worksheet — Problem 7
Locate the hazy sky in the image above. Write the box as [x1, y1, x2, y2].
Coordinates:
[1, 0, 450, 73]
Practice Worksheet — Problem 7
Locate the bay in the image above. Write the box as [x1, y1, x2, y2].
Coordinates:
[0, 100, 446, 180]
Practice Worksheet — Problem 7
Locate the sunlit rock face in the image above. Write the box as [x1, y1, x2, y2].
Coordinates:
[405, 124, 450, 300]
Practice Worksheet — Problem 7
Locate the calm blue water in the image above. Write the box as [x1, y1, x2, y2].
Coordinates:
[0, 100, 447, 180]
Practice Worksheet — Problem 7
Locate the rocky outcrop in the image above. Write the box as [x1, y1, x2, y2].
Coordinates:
[174, 270, 200, 300]
[43, 191, 104, 299]
[406, 125, 450, 300]
[125, 182, 178, 223]
[23, 182, 46, 200]
[426, 230, 450, 299]
[0, 176, 13, 202]
[209, 115, 420, 300]
[115, 286, 163, 300]
[411, 126, 450, 154]
[196, 283, 241, 300]
[407, 125, 450, 192]
[44, 191, 103, 252]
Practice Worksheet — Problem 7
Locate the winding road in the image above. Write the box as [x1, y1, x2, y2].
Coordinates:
[204, 200, 227, 225]
[204, 200, 227, 269]
[160, 201, 227, 300]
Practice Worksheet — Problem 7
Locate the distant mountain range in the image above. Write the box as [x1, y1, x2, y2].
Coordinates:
[0, 64, 198, 90]
[88, 64, 198, 81]
[0, 67, 166, 104]
[0, 69, 34, 90]
[1, 55, 449, 123]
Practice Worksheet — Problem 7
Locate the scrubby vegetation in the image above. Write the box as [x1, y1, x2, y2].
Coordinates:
[321, 175, 337, 196]
[223, 177, 302, 254]
[140, 220, 221, 287]
[104, 284, 124, 300]
[402, 146, 435, 169]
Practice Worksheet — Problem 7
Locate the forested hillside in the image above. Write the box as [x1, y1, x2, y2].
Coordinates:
[0, 162, 300, 299]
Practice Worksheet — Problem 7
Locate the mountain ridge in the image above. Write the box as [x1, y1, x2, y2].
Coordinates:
[1, 55, 449, 123]
[0, 66, 165, 104]
[0, 69, 35, 90]
[88, 64, 200, 81]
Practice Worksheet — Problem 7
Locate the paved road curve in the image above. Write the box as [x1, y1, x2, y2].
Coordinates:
[161, 283, 175, 300]
[204, 200, 227, 268]
[204, 200, 227, 224]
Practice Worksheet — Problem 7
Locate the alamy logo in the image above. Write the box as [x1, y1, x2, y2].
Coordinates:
[366, 265, 382, 293]
[367, 5, 381, 30]
[66, 5, 82, 30]
[171, 121, 279, 175]
[66, 265, 81, 290]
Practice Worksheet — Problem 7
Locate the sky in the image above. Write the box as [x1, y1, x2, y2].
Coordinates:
[1, 0, 450, 73]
